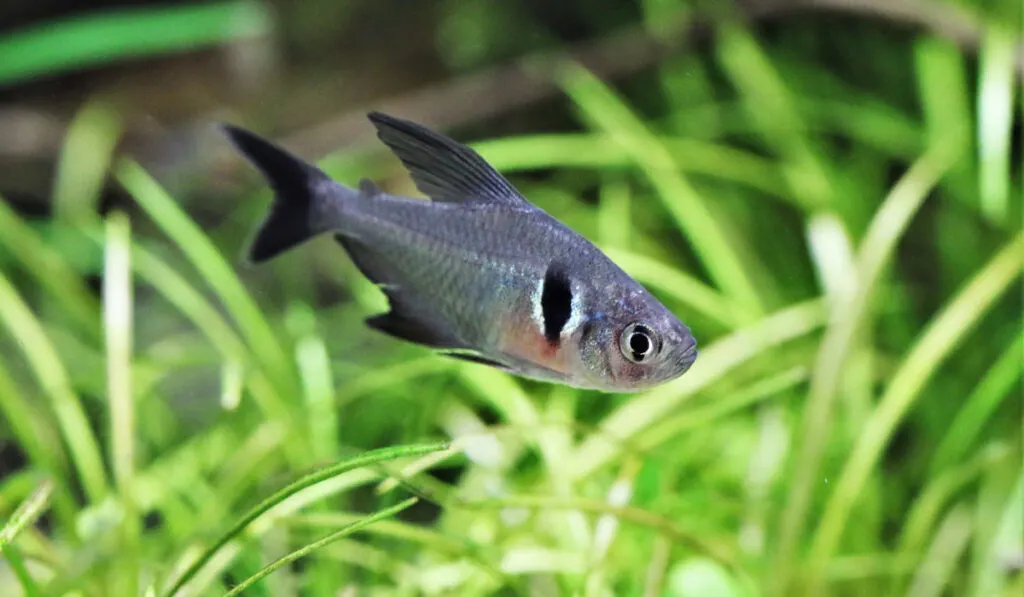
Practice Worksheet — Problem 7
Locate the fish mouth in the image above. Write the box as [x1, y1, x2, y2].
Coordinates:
[677, 344, 698, 373]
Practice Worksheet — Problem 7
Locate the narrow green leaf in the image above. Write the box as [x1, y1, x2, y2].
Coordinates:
[557, 63, 765, 314]
[0, 1, 271, 85]
[0, 479, 54, 549]
[0, 363, 70, 519]
[775, 138, 965, 591]
[115, 159, 297, 402]
[0, 543, 42, 597]
[0, 196, 101, 341]
[285, 304, 339, 462]
[896, 443, 1011, 594]
[103, 211, 139, 597]
[0, 270, 108, 504]
[639, 365, 808, 452]
[52, 100, 120, 224]
[906, 503, 974, 597]
[806, 233, 1024, 587]
[222, 498, 418, 597]
[914, 37, 974, 207]
[570, 299, 824, 479]
[160, 442, 447, 597]
[931, 333, 1023, 473]
[977, 25, 1018, 225]
[0, 480, 50, 596]
[716, 22, 834, 210]
[472, 134, 791, 202]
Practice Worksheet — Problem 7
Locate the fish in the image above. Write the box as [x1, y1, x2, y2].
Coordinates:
[221, 112, 697, 392]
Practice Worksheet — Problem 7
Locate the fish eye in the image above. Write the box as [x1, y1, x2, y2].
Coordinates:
[620, 322, 659, 364]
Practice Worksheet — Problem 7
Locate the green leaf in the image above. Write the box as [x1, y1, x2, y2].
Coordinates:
[0, 1, 271, 85]
[806, 233, 1024, 588]
[159, 442, 447, 597]
[222, 498, 419, 597]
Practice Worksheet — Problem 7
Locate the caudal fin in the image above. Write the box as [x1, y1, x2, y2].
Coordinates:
[221, 124, 337, 263]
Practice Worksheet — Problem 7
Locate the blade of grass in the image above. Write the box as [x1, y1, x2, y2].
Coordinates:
[586, 457, 641, 595]
[0, 270, 108, 505]
[597, 176, 631, 251]
[466, 494, 736, 569]
[0, 196, 101, 341]
[570, 299, 825, 479]
[0, 363, 72, 525]
[52, 100, 120, 225]
[0, 480, 54, 550]
[115, 159, 297, 404]
[472, 134, 791, 203]
[160, 442, 447, 597]
[199, 424, 289, 519]
[774, 136, 966, 593]
[642, 536, 672, 597]
[222, 498, 418, 597]
[0, 1, 271, 86]
[977, 25, 1017, 225]
[288, 512, 516, 590]
[0, 480, 52, 597]
[78, 226, 295, 446]
[180, 466, 404, 594]
[130, 425, 240, 512]
[824, 554, 915, 582]
[556, 63, 765, 314]
[895, 443, 1012, 593]
[285, 304, 339, 462]
[806, 232, 1024, 589]
[0, 543, 42, 597]
[715, 22, 834, 211]
[125, 242, 286, 420]
[800, 97, 923, 158]
[915, 37, 974, 206]
[103, 211, 138, 597]
[969, 461, 1022, 597]
[906, 503, 974, 597]
[456, 366, 566, 481]
[931, 332, 1023, 473]
[638, 365, 808, 452]
[374, 445, 460, 496]
[806, 212, 857, 310]
[284, 302, 342, 594]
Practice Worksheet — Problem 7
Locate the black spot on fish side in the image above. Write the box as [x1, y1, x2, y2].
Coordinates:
[541, 263, 573, 343]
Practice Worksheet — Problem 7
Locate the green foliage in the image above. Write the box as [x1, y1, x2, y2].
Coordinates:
[0, 1, 1021, 596]
[0, 2, 272, 87]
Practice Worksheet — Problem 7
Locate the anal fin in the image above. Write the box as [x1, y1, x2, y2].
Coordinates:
[365, 311, 464, 350]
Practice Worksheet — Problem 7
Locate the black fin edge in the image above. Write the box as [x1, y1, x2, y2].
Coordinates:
[221, 123, 328, 264]
[441, 351, 512, 371]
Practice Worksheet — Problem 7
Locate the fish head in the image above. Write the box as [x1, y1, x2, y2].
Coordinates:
[572, 285, 697, 392]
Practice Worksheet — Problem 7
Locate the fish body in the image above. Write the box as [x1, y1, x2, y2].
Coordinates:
[223, 112, 697, 392]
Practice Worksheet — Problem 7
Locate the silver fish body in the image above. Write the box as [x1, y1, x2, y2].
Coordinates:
[223, 112, 697, 392]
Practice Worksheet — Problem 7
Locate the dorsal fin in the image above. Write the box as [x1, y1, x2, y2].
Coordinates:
[367, 111, 528, 206]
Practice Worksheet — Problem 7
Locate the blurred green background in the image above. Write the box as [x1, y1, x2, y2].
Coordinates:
[0, 0, 1021, 596]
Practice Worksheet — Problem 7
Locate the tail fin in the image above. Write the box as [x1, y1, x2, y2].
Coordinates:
[221, 123, 337, 263]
